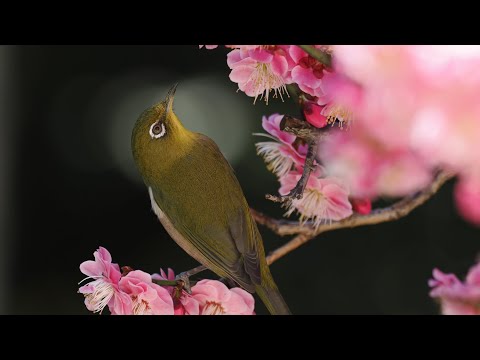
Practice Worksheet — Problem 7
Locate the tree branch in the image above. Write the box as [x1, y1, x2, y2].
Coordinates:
[266, 234, 314, 266]
[265, 115, 325, 204]
[280, 115, 325, 143]
[257, 170, 454, 265]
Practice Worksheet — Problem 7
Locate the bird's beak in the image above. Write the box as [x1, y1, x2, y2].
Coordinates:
[164, 83, 178, 113]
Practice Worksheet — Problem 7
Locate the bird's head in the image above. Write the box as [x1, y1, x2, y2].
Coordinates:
[131, 84, 193, 183]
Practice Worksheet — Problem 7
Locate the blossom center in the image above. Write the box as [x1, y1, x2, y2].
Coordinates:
[202, 301, 226, 315]
[249, 62, 289, 105]
[83, 279, 115, 314]
[132, 296, 152, 315]
[325, 104, 354, 128]
[299, 57, 324, 78]
[284, 187, 330, 229]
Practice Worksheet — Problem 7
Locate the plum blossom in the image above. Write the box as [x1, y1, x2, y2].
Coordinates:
[325, 45, 480, 224]
[199, 45, 218, 50]
[79, 248, 256, 315]
[227, 46, 293, 104]
[429, 264, 480, 315]
[189, 280, 255, 315]
[117, 270, 174, 315]
[78, 247, 131, 314]
[152, 270, 255, 315]
[279, 170, 353, 227]
[319, 127, 432, 199]
[289, 45, 330, 104]
[255, 114, 306, 177]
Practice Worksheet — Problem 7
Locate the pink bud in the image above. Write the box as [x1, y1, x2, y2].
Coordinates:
[351, 198, 372, 215]
[303, 101, 327, 128]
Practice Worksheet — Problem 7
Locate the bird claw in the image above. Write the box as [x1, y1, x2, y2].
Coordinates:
[175, 272, 193, 294]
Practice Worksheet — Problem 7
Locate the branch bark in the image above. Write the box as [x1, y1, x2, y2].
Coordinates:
[265, 116, 325, 204]
[257, 170, 454, 265]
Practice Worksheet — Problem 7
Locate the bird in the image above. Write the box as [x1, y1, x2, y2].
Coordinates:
[131, 84, 291, 315]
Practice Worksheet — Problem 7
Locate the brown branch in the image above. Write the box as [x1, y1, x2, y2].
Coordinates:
[280, 115, 325, 143]
[256, 170, 454, 265]
[266, 234, 314, 266]
[265, 116, 325, 204]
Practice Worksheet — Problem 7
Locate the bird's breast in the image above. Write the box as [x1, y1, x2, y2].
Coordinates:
[148, 187, 216, 270]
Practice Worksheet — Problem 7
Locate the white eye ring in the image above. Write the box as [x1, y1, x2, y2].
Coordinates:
[149, 122, 166, 139]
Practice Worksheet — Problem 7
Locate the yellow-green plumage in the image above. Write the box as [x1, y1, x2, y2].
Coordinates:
[131, 87, 290, 315]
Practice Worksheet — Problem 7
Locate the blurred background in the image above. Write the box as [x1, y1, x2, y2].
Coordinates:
[1, 45, 479, 314]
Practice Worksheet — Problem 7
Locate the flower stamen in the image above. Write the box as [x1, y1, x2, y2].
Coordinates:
[325, 103, 354, 129]
[249, 63, 289, 105]
[202, 301, 226, 315]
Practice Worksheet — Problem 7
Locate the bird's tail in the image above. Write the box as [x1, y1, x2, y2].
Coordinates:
[255, 284, 291, 315]
[255, 268, 291, 315]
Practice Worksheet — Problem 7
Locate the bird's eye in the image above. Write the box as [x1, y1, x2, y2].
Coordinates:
[149, 122, 166, 139]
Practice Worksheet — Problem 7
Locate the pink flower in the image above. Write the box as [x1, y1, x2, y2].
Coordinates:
[351, 198, 372, 215]
[429, 265, 480, 315]
[454, 177, 480, 226]
[227, 46, 293, 104]
[152, 270, 255, 315]
[330, 45, 480, 185]
[255, 114, 306, 177]
[117, 270, 174, 315]
[279, 170, 353, 227]
[199, 45, 218, 50]
[289, 45, 331, 104]
[303, 100, 327, 128]
[260, 113, 295, 144]
[78, 247, 132, 314]
[189, 280, 255, 315]
[319, 127, 432, 199]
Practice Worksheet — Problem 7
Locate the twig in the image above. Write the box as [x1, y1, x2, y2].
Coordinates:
[177, 265, 207, 278]
[257, 171, 454, 264]
[265, 116, 324, 204]
[280, 115, 325, 143]
[152, 279, 181, 286]
[152, 265, 207, 293]
[266, 234, 314, 266]
[298, 45, 332, 68]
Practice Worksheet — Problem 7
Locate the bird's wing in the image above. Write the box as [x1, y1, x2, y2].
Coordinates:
[150, 134, 261, 292]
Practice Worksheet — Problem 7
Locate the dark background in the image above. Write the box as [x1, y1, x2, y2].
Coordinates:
[1, 45, 479, 314]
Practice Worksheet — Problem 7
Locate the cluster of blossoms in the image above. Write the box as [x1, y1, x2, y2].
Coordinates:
[321, 46, 480, 225]
[201, 45, 480, 315]
[78, 247, 255, 315]
[254, 113, 354, 227]
[429, 262, 480, 315]
[201, 45, 364, 227]
[201, 45, 480, 227]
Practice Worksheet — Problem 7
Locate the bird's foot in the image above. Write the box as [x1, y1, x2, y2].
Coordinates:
[175, 265, 207, 294]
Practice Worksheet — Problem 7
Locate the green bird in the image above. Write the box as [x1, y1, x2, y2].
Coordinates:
[131, 85, 291, 315]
